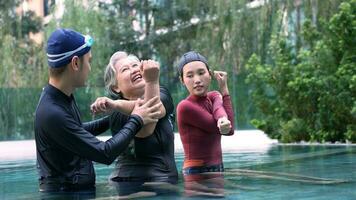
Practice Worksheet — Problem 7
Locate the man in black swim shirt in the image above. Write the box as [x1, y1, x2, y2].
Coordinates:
[34, 28, 162, 193]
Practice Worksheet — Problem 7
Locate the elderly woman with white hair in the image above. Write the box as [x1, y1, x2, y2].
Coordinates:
[91, 51, 178, 196]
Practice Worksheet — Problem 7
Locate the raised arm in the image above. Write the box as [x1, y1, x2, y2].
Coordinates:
[90, 60, 165, 138]
[90, 86, 171, 118]
[222, 94, 235, 135]
[91, 97, 136, 116]
[213, 71, 234, 135]
[135, 60, 167, 138]
[208, 91, 227, 121]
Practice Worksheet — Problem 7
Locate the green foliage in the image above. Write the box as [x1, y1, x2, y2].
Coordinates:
[0, 88, 106, 140]
[0, 88, 42, 140]
[45, 0, 115, 87]
[0, 0, 350, 140]
[0, 0, 42, 39]
[280, 118, 310, 142]
[246, 0, 356, 143]
[345, 125, 356, 142]
[0, 0, 45, 88]
[0, 36, 46, 87]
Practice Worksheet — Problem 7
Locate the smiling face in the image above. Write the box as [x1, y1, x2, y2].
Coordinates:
[181, 61, 211, 97]
[113, 56, 145, 99]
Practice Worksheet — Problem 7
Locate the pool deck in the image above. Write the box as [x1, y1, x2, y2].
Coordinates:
[0, 130, 278, 161]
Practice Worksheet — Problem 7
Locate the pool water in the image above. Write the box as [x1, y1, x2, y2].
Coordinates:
[0, 145, 355, 199]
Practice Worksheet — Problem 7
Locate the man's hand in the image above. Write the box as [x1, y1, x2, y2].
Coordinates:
[90, 97, 118, 114]
[213, 71, 229, 96]
[141, 60, 160, 83]
[217, 117, 232, 135]
[132, 96, 162, 125]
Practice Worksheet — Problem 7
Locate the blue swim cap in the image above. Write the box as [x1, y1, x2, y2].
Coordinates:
[46, 28, 93, 68]
[177, 51, 209, 77]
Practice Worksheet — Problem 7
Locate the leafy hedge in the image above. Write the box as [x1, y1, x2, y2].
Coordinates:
[246, 0, 356, 143]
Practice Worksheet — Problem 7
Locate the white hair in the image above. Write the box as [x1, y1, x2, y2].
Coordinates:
[104, 51, 140, 98]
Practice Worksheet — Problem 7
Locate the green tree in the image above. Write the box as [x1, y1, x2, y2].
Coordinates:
[0, 0, 44, 88]
[0, 0, 45, 140]
[246, 0, 356, 142]
[0, 0, 349, 140]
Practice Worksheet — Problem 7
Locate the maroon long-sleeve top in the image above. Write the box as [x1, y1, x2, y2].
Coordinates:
[177, 91, 235, 169]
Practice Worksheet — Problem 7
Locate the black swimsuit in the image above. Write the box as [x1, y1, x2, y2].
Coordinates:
[35, 84, 143, 192]
[109, 86, 178, 183]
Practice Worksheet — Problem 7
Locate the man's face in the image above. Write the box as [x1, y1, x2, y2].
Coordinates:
[181, 61, 211, 96]
[76, 51, 92, 87]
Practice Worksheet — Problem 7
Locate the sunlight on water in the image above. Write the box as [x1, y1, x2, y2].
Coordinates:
[0, 130, 277, 161]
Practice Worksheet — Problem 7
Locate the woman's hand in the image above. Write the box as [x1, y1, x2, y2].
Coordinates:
[141, 60, 160, 83]
[90, 97, 118, 114]
[217, 116, 232, 135]
[213, 70, 229, 96]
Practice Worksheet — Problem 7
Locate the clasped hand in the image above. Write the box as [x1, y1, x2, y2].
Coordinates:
[141, 60, 160, 82]
[217, 117, 232, 135]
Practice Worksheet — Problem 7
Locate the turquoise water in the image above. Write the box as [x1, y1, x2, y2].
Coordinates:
[0, 145, 355, 199]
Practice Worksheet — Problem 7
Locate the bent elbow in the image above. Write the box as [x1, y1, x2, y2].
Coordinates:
[94, 148, 117, 165]
[99, 155, 116, 165]
[105, 158, 116, 165]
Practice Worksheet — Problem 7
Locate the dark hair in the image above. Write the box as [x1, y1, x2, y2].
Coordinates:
[49, 66, 67, 77]
[177, 51, 209, 79]
[48, 56, 84, 77]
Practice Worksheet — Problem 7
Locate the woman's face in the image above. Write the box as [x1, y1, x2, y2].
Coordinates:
[114, 57, 145, 99]
[181, 61, 211, 97]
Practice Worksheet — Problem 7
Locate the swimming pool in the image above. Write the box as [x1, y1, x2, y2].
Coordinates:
[0, 133, 355, 199]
